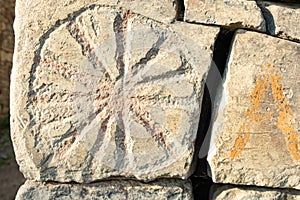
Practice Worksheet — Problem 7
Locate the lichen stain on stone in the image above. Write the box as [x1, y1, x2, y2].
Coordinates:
[244, 77, 269, 122]
[230, 123, 250, 159]
[230, 64, 300, 161]
[271, 75, 300, 161]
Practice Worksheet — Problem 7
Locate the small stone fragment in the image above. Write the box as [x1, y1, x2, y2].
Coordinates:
[16, 179, 192, 200]
[11, 2, 218, 182]
[208, 30, 300, 189]
[211, 185, 300, 200]
[259, 2, 300, 41]
[184, 0, 266, 31]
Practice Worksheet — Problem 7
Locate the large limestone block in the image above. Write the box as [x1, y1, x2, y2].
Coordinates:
[208, 30, 300, 189]
[11, 2, 219, 182]
[184, 0, 266, 31]
[16, 179, 192, 200]
[259, 2, 300, 41]
[211, 185, 300, 200]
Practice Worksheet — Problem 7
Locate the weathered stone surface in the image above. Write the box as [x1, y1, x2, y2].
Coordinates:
[207, 30, 300, 189]
[15, 0, 176, 26]
[259, 2, 300, 41]
[114, 0, 177, 23]
[11, 2, 219, 182]
[211, 185, 300, 200]
[184, 0, 266, 31]
[16, 179, 192, 200]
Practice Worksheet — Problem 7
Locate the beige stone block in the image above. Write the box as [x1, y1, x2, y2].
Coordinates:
[208, 30, 300, 189]
[184, 0, 265, 31]
[211, 185, 300, 200]
[12, 2, 219, 182]
[16, 179, 192, 200]
[260, 2, 300, 41]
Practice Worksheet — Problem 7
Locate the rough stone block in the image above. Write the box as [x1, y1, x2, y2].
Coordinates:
[16, 179, 192, 200]
[184, 0, 265, 31]
[208, 30, 300, 189]
[211, 185, 300, 200]
[11, 1, 219, 182]
[259, 2, 300, 41]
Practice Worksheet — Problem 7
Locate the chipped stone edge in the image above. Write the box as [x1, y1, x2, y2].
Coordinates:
[210, 184, 300, 200]
[16, 179, 193, 200]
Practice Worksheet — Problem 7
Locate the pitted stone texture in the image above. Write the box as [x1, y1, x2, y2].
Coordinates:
[12, 3, 218, 182]
[208, 30, 300, 189]
[184, 0, 265, 31]
[259, 2, 300, 41]
[211, 185, 300, 200]
[115, 0, 176, 23]
[15, 0, 176, 26]
[16, 179, 192, 200]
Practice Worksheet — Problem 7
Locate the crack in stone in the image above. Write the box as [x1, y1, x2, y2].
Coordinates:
[175, 0, 185, 21]
[256, 1, 276, 35]
[257, 0, 300, 5]
[191, 28, 235, 188]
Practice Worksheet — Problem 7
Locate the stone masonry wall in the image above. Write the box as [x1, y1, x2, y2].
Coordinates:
[11, 0, 300, 199]
[0, 0, 14, 121]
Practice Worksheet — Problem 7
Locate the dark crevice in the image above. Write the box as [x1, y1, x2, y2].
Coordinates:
[191, 176, 213, 200]
[256, 0, 300, 6]
[210, 183, 300, 198]
[185, 19, 300, 44]
[257, 1, 300, 43]
[184, 20, 266, 34]
[277, 32, 300, 43]
[191, 28, 236, 200]
[256, 2, 276, 35]
[175, 0, 185, 21]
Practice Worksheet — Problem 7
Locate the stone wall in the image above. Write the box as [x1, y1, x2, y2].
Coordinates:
[0, 0, 14, 121]
[11, 0, 300, 199]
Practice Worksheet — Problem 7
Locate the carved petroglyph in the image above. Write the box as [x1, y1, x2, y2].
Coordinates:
[16, 5, 213, 182]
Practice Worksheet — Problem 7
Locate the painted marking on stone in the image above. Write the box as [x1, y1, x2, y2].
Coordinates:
[230, 64, 300, 160]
